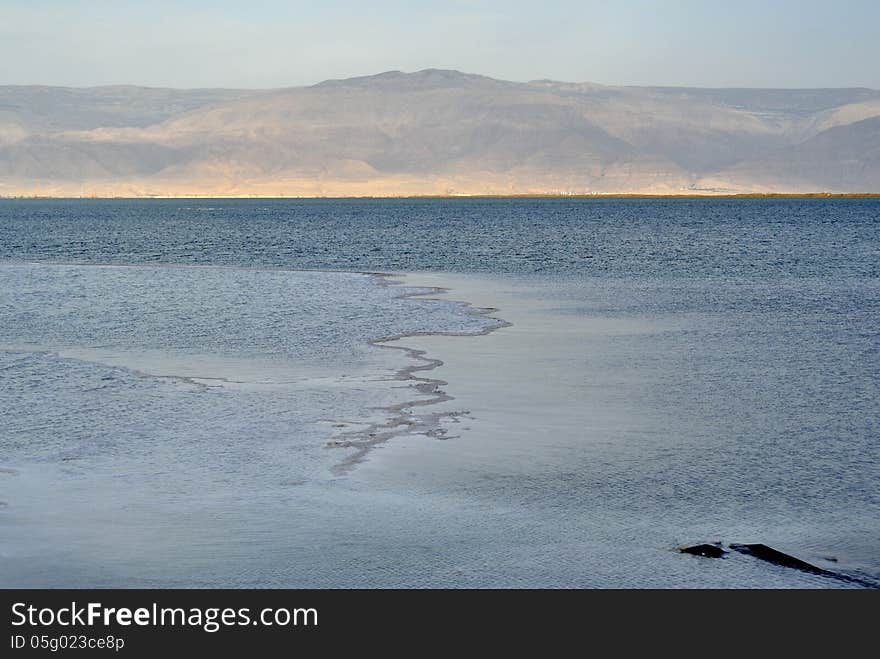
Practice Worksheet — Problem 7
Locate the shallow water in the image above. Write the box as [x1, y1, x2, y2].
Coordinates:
[0, 198, 877, 587]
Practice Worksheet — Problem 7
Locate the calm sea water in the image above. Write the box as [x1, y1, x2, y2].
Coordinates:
[2, 198, 877, 278]
[0, 198, 877, 587]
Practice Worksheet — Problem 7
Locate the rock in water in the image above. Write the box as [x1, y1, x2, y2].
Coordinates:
[680, 544, 727, 558]
[729, 543, 828, 575]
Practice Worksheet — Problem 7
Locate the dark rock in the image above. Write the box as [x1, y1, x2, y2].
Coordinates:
[680, 543, 727, 558]
[729, 543, 829, 575]
[730, 543, 879, 588]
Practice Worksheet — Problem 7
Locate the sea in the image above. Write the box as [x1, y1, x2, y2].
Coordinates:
[0, 197, 877, 587]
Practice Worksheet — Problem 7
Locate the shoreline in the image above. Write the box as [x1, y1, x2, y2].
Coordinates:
[0, 260, 512, 478]
[328, 273, 511, 474]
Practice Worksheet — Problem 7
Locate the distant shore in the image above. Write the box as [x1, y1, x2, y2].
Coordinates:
[2, 192, 879, 200]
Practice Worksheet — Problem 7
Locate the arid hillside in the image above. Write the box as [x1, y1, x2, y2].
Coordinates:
[2, 70, 878, 196]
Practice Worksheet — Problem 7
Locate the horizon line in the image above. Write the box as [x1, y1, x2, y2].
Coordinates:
[3, 193, 879, 201]
[2, 69, 879, 93]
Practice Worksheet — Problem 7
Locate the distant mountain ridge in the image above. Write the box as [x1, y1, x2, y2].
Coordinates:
[1, 69, 878, 196]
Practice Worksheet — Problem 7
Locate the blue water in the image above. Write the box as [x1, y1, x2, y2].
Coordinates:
[2, 198, 877, 278]
[0, 198, 877, 587]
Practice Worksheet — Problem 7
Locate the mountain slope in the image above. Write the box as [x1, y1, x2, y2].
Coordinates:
[1, 70, 878, 196]
[710, 115, 880, 192]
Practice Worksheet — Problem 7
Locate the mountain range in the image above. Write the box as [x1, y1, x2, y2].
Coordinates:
[1, 69, 879, 196]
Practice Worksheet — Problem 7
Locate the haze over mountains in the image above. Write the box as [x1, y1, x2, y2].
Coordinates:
[1, 69, 879, 196]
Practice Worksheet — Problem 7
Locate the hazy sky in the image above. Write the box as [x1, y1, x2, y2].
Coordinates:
[2, 0, 878, 89]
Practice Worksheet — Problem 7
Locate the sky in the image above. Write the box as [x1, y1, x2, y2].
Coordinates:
[1, 0, 878, 89]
